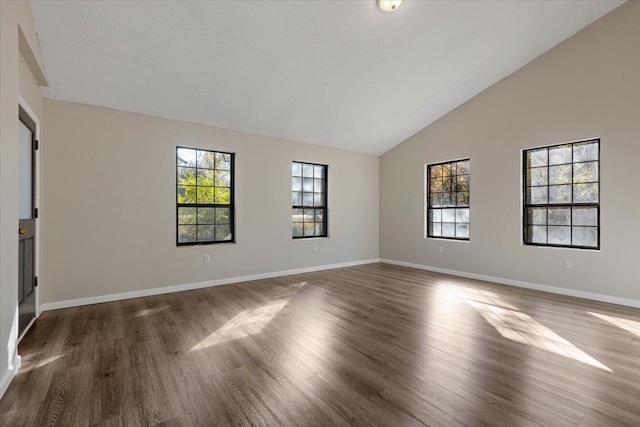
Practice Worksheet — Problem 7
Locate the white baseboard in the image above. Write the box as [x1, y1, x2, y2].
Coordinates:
[380, 259, 640, 309]
[40, 258, 381, 312]
[0, 355, 21, 400]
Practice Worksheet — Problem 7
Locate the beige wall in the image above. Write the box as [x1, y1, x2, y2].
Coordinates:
[0, 0, 46, 396]
[380, 2, 640, 301]
[41, 100, 379, 304]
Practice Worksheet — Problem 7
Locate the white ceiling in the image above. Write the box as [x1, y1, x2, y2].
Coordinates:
[30, 1, 623, 155]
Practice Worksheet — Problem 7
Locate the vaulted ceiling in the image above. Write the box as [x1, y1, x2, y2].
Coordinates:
[30, 1, 623, 155]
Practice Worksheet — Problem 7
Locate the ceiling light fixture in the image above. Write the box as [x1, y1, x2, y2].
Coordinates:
[378, 0, 403, 12]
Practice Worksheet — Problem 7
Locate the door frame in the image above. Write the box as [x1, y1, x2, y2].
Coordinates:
[17, 96, 40, 342]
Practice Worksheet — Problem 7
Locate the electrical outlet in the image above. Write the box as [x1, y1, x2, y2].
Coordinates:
[438, 246, 444, 254]
[204, 254, 210, 263]
[564, 259, 572, 269]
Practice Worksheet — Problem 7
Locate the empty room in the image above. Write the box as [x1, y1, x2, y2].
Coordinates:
[1, 0, 639, 425]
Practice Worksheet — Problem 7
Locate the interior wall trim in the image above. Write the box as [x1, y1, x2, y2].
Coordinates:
[0, 355, 21, 400]
[380, 259, 640, 309]
[40, 258, 382, 312]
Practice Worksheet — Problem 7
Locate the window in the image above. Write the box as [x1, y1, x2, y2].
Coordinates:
[176, 147, 234, 245]
[292, 161, 327, 238]
[523, 139, 599, 249]
[427, 159, 470, 240]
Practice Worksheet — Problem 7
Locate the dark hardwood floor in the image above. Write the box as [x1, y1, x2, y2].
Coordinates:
[1, 263, 639, 426]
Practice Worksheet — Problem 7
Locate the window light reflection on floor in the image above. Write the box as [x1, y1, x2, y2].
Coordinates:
[467, 300, 612, 372]
[191, 282, 306, 350]
[588, 312, 640, 338]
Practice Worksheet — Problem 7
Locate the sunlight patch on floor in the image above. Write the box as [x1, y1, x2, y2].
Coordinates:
[588, 312, 640, 338]
[20, 354, 64, 374]
[468, 300, 612, 372]
[191, 282, 306, 350]
[446, 284, 519, 310]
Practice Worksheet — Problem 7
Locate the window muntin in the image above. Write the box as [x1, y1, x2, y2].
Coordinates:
[523, 139, 599, 249]
[292, 161, 327, 238]
[176, 147, 234, 245]
[427, 159, 470, 240]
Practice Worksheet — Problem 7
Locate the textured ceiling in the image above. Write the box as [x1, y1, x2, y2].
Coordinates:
[30, 1, 623, 155]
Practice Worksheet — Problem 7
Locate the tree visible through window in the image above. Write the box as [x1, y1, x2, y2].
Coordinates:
[176, 147, 234, 245]
[523, 139, 599, 249]
[426, 159, 470, 240]
[292, 161, 327, 238]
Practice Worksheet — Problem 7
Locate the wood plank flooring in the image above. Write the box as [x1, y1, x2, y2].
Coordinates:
[1, 263, 639, 426]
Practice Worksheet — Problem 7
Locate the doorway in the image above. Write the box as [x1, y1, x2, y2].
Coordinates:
[18, 106, 37, 335]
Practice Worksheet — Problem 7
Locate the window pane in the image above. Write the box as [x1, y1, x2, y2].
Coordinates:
[292, 192, 302, 206]
[215, 170, 231, 187]
[303, 178, 313, 192]
[292, 208, 303, 223]
[573, 162, 598, 183]
[442, 163, 452, 176]
[527, 149, 548, 168]
[548, 226, 571, 245]
[430, 178, 442, 193]
[196, 169, 214, 186]
[215, 153, 231, 170]
[572, 207, 597, 226]
[214, 187, 231, 204]
[302, 192, 314, 207]
[527, 187, 548, 204]
[455, 208, 469, 223]
[177, 148, 197, 167]
[527, 207, 546, 225]
[303, 222, 315, 236]
[178, 167, 197, 185]
[456, 161, 469, 175]
[197, 150, 216, 169]
[215, 208, 231, 224]
[178, 207, 197, 225]
[292, 162, 302, 177]
[315, 223, 325, 236]
[292, 177, 302, 192]
[314, 165, 325, 179]
[549, 185, 571, 204]
[430, 193, 442, 207]
[431, 223, 442, 237]
[456, 223, 469, 239]
[442, 223, 455, 237]
[442, 209, 455, 223]
[456, 191, 469, 206]
[293, 223, 303, 237]
[549, 145, 572, 165]
[215, 225, 232, 241]
[178, 225, 197, 243]
[442, 177, 453, 193]
[431, 209, 442, 223]
[314, 179, 324, 193]
[573, 183, 598, 203]
[429, 165, 442, 179]
[527, 168, 548, 186]
[572, 226, 597, 247]
[303, 209, 314, 222]
[528, 226, 547, 243]
[197, 208, 215, 224]
[177, 185, 196, 203]
[442, 193, 455, 207]
[573, 142, 598, 162]
[549, 165, 571, 185]
[303, 164, 314, 177]
[456, 175, 470, 192]
[548, 208, 570, 225]
[197, 225, 215, 242]
[196, 187, 214, 204]
[314, 193, 325, 207]
[315, 209, 325, 223]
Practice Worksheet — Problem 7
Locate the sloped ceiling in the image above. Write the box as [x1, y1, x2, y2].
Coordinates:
[30, 1, 623, 155]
